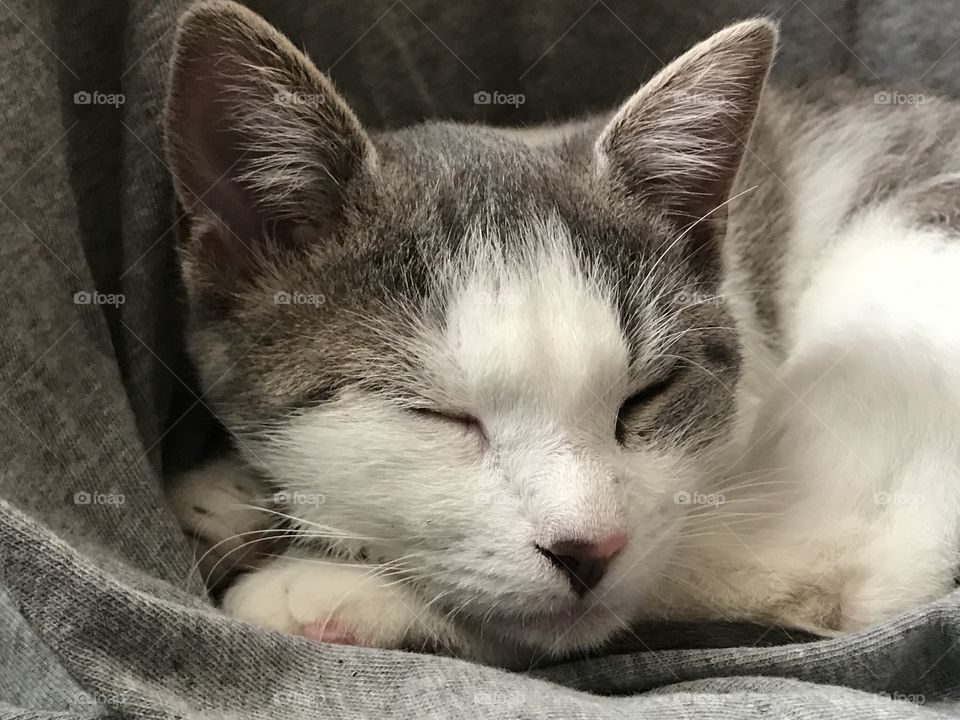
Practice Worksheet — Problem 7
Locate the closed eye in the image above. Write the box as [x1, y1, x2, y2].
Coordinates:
[616, 364, 684, 444]
[409, 406, 488, 447]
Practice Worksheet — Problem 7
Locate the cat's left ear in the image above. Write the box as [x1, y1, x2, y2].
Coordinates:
[164, 0, 377, 289]
[596, 19, 777, 228]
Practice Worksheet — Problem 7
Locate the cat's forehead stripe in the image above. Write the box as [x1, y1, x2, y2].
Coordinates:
[438, 217, 632, 412]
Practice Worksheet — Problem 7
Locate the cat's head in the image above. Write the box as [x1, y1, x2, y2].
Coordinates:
[165, 0, 775, 660]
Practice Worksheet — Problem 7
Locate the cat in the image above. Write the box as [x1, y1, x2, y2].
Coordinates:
[164, 0, 960, 667]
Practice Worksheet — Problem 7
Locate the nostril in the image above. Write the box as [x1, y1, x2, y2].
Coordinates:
[536, 546, 571, 591]
[537, 532, 628, 596]
[554, 553, 581, 573]
[537, 546, 581, 574]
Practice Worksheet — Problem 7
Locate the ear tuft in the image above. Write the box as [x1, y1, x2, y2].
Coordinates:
[597, 19, 777, 226]
[164, 0, 375, 285]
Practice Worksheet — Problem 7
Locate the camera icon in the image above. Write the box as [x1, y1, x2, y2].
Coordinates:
[74, 491, 91, 505]
[273, 491, 290, 504]
[873, 91, 892, 105]
[73, 91, 92, 105]
[273, 291, 291, 305]
[673, 491, 691, 505]
[873, 491, 890, 505]
[473, 91, 492, 105]
[73, 290, 92, 305]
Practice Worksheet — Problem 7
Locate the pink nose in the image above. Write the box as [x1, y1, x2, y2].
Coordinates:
[537, 532, 628, 596]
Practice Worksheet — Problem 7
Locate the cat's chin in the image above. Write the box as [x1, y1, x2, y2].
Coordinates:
[450, 601, 631, 665]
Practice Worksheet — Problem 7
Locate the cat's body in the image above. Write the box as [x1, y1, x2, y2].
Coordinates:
[165, 2, 960, 667]
[648, 81, 960, 633]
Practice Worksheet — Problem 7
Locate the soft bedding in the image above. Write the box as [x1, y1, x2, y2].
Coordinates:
[2, 1, 960, 717]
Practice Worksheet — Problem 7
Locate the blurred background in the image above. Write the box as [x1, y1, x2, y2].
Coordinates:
[238, 0, 954, 126]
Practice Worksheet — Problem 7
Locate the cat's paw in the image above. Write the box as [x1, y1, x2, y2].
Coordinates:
[221, 555, 452, 650]
[167, 455, 275, 586]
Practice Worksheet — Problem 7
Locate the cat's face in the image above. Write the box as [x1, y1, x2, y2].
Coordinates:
[165, 2, 774, 658]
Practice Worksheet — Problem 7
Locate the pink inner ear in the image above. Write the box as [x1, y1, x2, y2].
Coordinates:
[300, 620, 360, 646]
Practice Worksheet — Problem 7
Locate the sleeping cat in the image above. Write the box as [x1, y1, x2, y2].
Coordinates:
[165, 0, 960, 667]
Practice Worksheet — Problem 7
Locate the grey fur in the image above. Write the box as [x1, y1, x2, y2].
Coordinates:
[165, 0, 960, 661]
[728, 79, 960, 353]
[165, 2, 755, 461]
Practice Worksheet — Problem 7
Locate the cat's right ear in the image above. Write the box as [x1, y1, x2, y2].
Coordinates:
[595, 19, 776, 232]
[164, 0, 376, 288]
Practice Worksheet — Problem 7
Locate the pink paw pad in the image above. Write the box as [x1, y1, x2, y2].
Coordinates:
[300, 620, 360, 646]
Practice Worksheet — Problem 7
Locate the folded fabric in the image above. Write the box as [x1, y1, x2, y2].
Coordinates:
[1, 1, 958, 717]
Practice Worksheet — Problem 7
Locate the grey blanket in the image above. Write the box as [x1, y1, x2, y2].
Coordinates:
[2, 0, 960, 717]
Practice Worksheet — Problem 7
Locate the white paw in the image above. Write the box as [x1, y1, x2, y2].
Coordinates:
[167, 455, 274, 584]
[222, 555, 453, 650]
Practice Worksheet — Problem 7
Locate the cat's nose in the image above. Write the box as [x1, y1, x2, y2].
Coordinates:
[537, 532, 628, 596]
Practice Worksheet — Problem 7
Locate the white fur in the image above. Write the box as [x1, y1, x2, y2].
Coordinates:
[648, 192, 960, 633]
[167, 456, 274, 586]
[214, 219, 698, 664]
[181, 161, 960, 662]
[168, 14, 960, 664]
[222, 553, 458, 650]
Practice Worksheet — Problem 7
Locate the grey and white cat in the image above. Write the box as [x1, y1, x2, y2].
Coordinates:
[165, 0, 960, 667]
